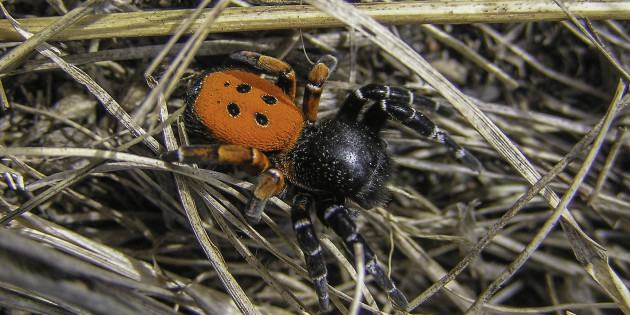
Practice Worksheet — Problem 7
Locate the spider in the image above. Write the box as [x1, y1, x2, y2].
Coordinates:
[163, 51, 481, 311]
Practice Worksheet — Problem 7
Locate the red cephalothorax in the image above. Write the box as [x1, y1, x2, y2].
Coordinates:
[164, 51, 481, 311]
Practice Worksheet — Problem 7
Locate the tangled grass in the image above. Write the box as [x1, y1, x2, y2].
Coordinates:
[1, 1, 629, 314]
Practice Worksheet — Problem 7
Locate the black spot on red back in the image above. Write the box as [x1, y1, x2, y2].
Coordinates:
[236, 84, 252, 93]
[254, 112, 268, 126]
[227, 103, 240, 117]
[261, 94, 278, 105]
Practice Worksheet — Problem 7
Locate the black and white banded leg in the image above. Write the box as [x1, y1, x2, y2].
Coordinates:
[316, 194, 409, 310]
[337, 84, 482, 171]
[290, 193, 330, 311]
[337, 84, 443, 120]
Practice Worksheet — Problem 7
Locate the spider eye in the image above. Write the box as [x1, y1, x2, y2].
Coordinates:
[261, 94, 277, 105]
[254, 112, 268, 127]
[227, 103, 240, 117]
[236, 83, 252, 93]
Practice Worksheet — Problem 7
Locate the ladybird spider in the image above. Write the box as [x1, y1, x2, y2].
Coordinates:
[163, 51, 481, 311]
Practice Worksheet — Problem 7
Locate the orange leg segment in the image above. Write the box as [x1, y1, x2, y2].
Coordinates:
[230, 51, 297, 100]
[162, 144, 271, 175]
[244, 168, 285, 223]
[302, 54, 337, 123]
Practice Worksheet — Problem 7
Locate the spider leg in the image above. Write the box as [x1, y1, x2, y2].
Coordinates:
[302, 54, 338, 122]
[162, 144, 271, 174]
[230, 51, 297, 99]
[291, 192, 330, 311]
[337, 84, 482, 171]
[162, 144, 285, 223]
[336, 84, 431, 121]
[371, 98, 481, 171]
[244, 168, 285, 223]
[316, 195, 409, 310]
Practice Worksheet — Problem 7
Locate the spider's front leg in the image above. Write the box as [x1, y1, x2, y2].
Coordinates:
[161, 144, 285, 223]
[291, 192, 330, 311]
[337, 84, 482, 172]
[317, 195, 409, 310]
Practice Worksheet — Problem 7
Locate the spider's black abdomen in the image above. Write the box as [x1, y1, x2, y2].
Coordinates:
[283, 120, 394, 209]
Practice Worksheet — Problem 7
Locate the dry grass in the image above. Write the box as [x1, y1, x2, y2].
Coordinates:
[1, 0, 630, 314]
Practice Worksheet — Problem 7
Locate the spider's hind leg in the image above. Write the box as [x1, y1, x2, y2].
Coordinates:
[316, 195, 409, 310]
[244, 168, 285, 224]
[302, 54, 338, 123]
[229, 51, 297, 99]
[161, 144, 284, 223]
[161, 144, 271, 172]
[337, 84, 482, 171]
